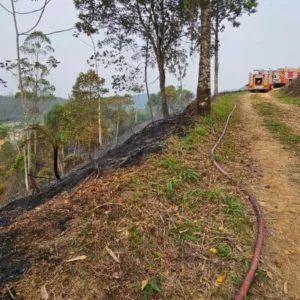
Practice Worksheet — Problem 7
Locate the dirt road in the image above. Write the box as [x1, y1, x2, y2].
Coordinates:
[238, 93, 300, 299]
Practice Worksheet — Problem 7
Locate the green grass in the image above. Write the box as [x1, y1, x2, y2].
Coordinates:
[265, 120, 300, 153]
[255, 102, 300, 155]
[131, 227, 142, 245]
[223, 196, 242, 215]
[176, 220, 201, 243]
[212, 93, 241, 121]
[253, 102, 280, 118]
[215, 245, 232, 258]
[135, 276, 162, 300]
[275, 92, 300, 105]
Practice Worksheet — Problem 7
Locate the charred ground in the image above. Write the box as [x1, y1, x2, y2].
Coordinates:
[0, 93, 288, 299]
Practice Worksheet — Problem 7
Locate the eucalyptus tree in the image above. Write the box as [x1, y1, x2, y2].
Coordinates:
[211, 0, 258, 96]
[9, 31, 59, 181]
[0, 0, 58, 191]
[197, 0, 212, 115]
[74, 0, 187, 118]
[66, 70, 109, 157]
[19, 31, 59, 125]
[105, 95, 134, 143]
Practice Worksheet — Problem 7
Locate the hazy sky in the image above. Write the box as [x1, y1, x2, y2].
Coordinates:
[0, 0, 299, 98]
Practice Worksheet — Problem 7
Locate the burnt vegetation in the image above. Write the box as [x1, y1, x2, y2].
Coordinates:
[0, 0, 273, 299]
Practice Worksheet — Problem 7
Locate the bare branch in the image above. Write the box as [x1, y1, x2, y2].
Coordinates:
[76, 36, 93, 47]
[0, 2, 13, 14]
[20, 0, 49, 35]
[45, 27, 74, 36]
[16, 0, 51, 15]
[148, 76, 159, 85]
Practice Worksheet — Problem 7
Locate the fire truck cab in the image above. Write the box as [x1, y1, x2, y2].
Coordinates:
[247, 70, 273, 92]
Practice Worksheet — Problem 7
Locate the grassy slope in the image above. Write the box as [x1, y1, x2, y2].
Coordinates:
[273, 90, 300, 105]
[254, 100, 300, 155]
[2, 94, 273, 299]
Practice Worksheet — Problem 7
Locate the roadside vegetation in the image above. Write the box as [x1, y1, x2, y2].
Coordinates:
[273, 77, 300, 104]
[253, 98, 300, 155]
[1, 93, 272, 299]
[273, 91, 300, 105]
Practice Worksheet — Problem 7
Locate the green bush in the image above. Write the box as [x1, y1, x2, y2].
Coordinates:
[37, 168, 53, 183]
[64, 154, 84, 170]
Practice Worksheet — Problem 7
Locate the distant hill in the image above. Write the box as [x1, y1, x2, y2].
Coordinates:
[0, 95, 68, 122]
[238, 85, 248, 91]
[0, 93, 149, 123]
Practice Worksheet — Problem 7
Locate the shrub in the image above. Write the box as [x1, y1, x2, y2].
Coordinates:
[37, 168, 53, 183]
[64, 154, 84, 170]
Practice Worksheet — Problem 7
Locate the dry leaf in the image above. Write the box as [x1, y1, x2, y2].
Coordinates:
[41, 285, 49, 300]
[106, 246, 120, 263]
[141, 279, 149, 291]
[284, 281, 288, 294]
[209, 248, 217, 254]
[236, 245, 243, 252]
[64, 255, 87, 262]
[216, 274, 226, 283]
[147, 265, 156, 273]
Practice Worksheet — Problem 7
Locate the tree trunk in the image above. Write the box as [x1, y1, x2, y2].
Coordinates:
[23, 147, 29, 191]
[167, 98, 172, 115]
[115, 112, 120, 144]
[145, 39, 154, 122]
[53, 144, 61, 180]
[179, 76, 184, 109]
[158, 58, 169, 118]
[196, 0, 211, 115]
[34, 130, 37, 154]
[11, 0, 30, 191]
[98, 98, 102, 146]
[135, 108, 138, 124]
[27, 135, 31, 177]
[90, 36, 103, 147]
[214, 14, 220, 97]
[59, 146, 64, 175]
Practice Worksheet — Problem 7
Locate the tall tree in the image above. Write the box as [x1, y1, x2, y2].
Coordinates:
[165, 85, 177, 114]
[74, 0, 187, 118]
[144, 39, 154, 122]
[0, 0, 74, 194]
[69, 69, 109, 157]
[18, 32, 59, 124]
[211, 0, 258, 96]
[105, 95, 134, 143]
[196, 0, 212, 115]
[1, 0, 56, 192]
[130, 85, 144, 123]
[14, 31, 59, 169]
[88, 35, 109, 146]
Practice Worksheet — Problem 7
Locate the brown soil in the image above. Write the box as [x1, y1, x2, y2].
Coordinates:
[237, 93, 300, 299]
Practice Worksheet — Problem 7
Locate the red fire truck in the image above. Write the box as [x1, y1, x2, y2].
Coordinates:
[272, 68, 300, 87]
[247, 70, 273, 92]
